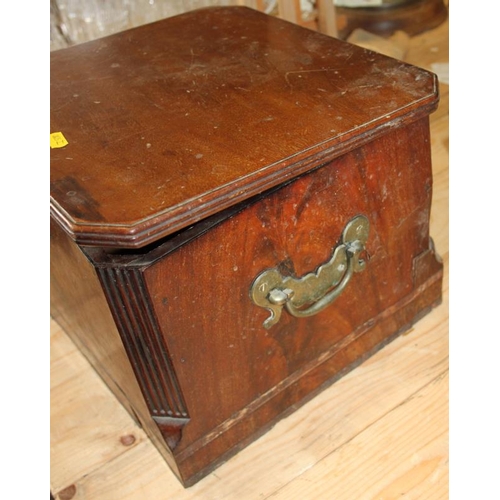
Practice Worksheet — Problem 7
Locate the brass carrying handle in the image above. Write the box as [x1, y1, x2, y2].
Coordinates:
[250, 215, 369, 329]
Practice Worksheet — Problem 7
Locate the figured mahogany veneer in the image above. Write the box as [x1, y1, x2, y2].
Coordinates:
[50, 6, 443, 487]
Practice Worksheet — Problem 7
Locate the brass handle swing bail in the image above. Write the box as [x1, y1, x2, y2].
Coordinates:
[250, 215, 369, 329]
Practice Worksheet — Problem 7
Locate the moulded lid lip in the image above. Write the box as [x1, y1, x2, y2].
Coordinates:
[50, 90, 438, 248]
[50, 6, 439, 249]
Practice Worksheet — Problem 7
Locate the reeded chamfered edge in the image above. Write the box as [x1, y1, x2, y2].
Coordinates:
[50, 6, 439, 249]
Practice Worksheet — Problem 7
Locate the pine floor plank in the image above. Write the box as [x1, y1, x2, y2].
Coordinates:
[405, 17, 449, 73]
[50, 320, 149, 494]
[267, 372, 448, 500]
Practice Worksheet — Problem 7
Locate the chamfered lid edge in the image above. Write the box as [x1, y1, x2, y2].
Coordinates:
[50, 6, 439, 248]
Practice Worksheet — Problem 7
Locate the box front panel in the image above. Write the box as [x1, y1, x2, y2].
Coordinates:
[143, 118, 440, 478]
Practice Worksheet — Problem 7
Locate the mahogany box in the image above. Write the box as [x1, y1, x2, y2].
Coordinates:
[50, 6, 443, 487]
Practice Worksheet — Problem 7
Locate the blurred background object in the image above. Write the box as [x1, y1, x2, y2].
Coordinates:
[334, 0, 447, 40]
[50, 0, 447, 52]
[50, 0, 324, 51]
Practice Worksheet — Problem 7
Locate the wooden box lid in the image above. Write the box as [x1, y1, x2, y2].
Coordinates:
[50, 6, 438, 248]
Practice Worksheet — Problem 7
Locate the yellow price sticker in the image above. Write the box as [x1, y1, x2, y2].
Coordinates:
[50, 132, 69, 149]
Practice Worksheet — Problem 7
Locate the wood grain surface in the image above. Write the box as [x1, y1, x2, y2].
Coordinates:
[50, 6, 438, 248]
[50, 9, 449, 500]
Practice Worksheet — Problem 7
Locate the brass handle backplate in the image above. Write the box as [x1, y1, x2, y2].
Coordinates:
[250, 215, 369, 329]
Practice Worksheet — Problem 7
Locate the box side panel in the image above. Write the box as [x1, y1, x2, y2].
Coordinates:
[50, 219, 182, 479]
[143, 117, 443, 483]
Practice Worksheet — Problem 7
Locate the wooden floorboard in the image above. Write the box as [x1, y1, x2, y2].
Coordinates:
[50, 11, 449, 500]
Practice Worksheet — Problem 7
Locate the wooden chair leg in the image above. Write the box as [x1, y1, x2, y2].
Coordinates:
[277, 0, 302, 24]
[316, 0, 338, 37]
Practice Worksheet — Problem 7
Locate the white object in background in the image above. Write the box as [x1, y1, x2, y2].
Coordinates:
[301, 0, 315, 16]
[431, 62, 449, 85]
[334, 0, 383, 7]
